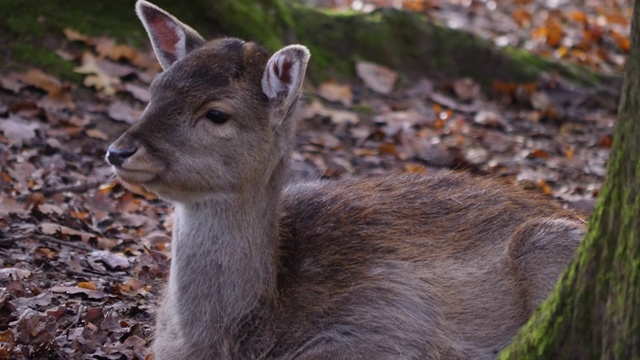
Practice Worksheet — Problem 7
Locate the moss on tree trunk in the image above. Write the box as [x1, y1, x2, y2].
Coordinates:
[1, 0, 603, 86]
[499, 2, 640, 358]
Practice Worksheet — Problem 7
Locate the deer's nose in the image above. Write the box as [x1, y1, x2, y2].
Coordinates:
[107, 146, 138, 167]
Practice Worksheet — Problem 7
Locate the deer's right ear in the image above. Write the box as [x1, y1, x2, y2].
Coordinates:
[135, 0, 205, 70]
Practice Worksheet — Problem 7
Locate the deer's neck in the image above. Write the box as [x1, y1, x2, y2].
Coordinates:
[168, 180, 282, 345]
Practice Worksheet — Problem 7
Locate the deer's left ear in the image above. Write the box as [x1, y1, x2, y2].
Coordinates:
[261, 45, 310, 126]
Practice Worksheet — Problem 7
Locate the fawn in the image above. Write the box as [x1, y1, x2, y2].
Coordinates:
[107, 1, 584, 358]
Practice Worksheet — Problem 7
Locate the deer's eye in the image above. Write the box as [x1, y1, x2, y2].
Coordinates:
[205, 109, 231, 124]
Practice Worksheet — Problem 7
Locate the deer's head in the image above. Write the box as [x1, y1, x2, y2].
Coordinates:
[107, 0, 310, 203]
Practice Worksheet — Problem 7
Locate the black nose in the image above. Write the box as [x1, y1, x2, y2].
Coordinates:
[107, 147, 137, 167]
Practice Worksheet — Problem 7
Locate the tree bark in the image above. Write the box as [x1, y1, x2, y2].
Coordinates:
[204, 0, 602, 85]
[499, 1, 640, 358]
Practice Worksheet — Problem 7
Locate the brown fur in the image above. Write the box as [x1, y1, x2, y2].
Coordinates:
[106, 2, 584, 359]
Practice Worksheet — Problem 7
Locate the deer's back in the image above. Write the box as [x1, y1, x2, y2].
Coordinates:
[269, 171, 583, 359]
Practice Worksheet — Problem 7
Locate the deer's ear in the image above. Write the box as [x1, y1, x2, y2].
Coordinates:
[136, 0, 205, 70]
[261, 45, 310, 126]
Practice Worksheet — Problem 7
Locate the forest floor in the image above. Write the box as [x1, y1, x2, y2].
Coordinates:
[0, 0, 631, 358]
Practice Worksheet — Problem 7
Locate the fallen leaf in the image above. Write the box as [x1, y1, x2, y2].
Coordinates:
[530, 149, 550, 159]
[301, 100, 359, 125]
[107, 100, 142, 124]
[38, 222, 96, 243]
[85, 128, 109, 140]
[95, 37, 139, 63]
[0, 329, 15, 356]
[452, 77, 480, 102]
[74, 52, 120, 96]
[317, 81, 353, 107]
[63, 28, 92, 44]
[90, 250, 130, 270]
[474, 111, 508, 128]
[0, 73, 26, 93]
[77, 282, 97, 290]
[0, 196, 29, 216]
[356, 61, 398, 94]
[51, 286, 104, 300]
[0, 268, 32, 281]
[124, 83, 151, 103]
[0, 115, 40, 147]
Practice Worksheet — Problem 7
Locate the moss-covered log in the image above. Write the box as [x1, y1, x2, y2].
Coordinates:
[499, 2, 640, 358]
[0, 0, 601, 86]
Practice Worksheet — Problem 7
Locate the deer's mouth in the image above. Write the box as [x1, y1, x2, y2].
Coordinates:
[113, 168, 158, 185]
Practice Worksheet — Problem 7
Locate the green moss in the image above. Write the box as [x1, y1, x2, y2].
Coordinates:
[0, 0, 609, 89]
[9, 43, 80, 82]
[505, 47, 604, 86]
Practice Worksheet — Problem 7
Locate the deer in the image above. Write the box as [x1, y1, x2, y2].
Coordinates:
[106, 1, 585, 359]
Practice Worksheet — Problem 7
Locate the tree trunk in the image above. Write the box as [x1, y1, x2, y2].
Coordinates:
[499, 2, 640, 359]
[205, 0, 602, 85]
[0, 0, 604, 86]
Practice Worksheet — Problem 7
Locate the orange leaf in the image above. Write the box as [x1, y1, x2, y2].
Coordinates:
[610, 30, 630, 52]
[99, 180, 119, 194]
[530, 149, 549, 159]
[600, 134, 613, 148]
[565, 146, 574, 160]
[63, 28, 92, 44]
[36, 247, 58, 259]
[537, 179, 552, 195]
[512, 9, 532, 28]
[78, 282, 97, 290]
[378, 143, 399, 157]
[404, 163, 427, 174]
[70, 210, 90, 220]
[569, 10, 587, 23]
[544, 17, 564, 48]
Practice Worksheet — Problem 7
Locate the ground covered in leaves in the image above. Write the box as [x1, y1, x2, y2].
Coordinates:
[0, 0, 630, 358]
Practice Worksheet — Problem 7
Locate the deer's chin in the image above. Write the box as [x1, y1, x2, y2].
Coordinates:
[115, 174, 158, 200]
[113, 168, 158, 185]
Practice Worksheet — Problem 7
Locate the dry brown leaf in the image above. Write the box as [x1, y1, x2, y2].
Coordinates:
[537, 179, 552, 195]
[107, 100, 142, 124]
[544, 17, 564, 48]
[317, 81, 353, 107]
[85, 128, 109, 141]
[452, 77, 480, 102]
[95, 37, 139, 63]
[0, 73, 26, 93]
[565, 146, 575, 160]
[0, 115, 40, 147]
[378, 143, 399, 157]
[512, 8, 532, 28]
[51, 286, 104, 300]
[356, 61, 398, 94]
[403, 163, 427, 174]
[302, 100, 359, 125]
[611, 30, 631, 52]
[0, 329, 15, 355]
[530, 149, 550, 159]
[19, 69, 64, 95]
[77, 282, 97, 290]
[38, 222, 96, 243]
[36, 247, 58, 259]
[0, 196, 27, 217]
[74, 52, 120, 96]
[124, 83, 151, 103]
[0, 268, 31, 281]
[63, 28, 92, 44]
[90, 250, 130, 270]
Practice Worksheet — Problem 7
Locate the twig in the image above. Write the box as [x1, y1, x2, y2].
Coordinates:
[0, 234, 93, 251]
[15, 180, 105, 201]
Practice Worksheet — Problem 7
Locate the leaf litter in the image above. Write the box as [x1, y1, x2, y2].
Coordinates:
[0, 4, 625, 357]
